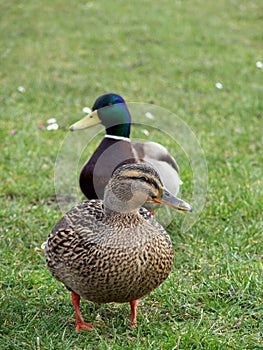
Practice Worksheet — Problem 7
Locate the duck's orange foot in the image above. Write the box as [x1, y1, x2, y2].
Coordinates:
[76, 322, 93, 332]
[129, 320, 138, 328]
[71, 292, 93, 332]
[129, 300, 138, 328]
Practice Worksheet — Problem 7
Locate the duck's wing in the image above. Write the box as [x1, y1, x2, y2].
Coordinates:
[44, 200, 104, 281]
[132, 141, 182, 195]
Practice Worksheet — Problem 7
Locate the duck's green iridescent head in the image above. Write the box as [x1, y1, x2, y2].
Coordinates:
[70, 93, 131, 138]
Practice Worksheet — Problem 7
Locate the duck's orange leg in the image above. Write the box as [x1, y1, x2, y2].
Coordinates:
[130, 300, 138, 327]
[71, 291, 93, 331]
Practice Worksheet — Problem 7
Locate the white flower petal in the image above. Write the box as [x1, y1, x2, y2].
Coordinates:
[18, 86, 25, 93]
[47, 118, 57, 124]
[145, 112, 155, 120]
[82, 107, 92, 114]
[215, 82, 223, 89]
[256, 61, 263, 69]
[47, 123, 59, 131]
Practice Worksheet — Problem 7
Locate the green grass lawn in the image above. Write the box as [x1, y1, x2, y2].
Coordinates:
[1, 0, 262, 349]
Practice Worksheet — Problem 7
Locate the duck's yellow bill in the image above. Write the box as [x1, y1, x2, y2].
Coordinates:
[70, 110, 100, 131]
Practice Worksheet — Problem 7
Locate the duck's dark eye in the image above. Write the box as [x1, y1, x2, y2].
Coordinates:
[126, 175, 148, 183]
[139, 176, 147, 182]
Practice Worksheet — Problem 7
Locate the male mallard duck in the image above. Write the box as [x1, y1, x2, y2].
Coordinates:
[70, 93, 182, 206]
[44, 163, 192, 331]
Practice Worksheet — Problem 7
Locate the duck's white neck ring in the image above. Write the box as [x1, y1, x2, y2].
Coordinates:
[105, 134, 131, 142]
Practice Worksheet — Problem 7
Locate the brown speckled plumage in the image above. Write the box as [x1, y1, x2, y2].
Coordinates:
[44, 163, 192, 331]
[45, 200, 173, 303]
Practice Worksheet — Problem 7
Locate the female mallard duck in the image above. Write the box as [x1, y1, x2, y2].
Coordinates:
[70, 93, 182, 205]
[44, 163, 192, 331]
